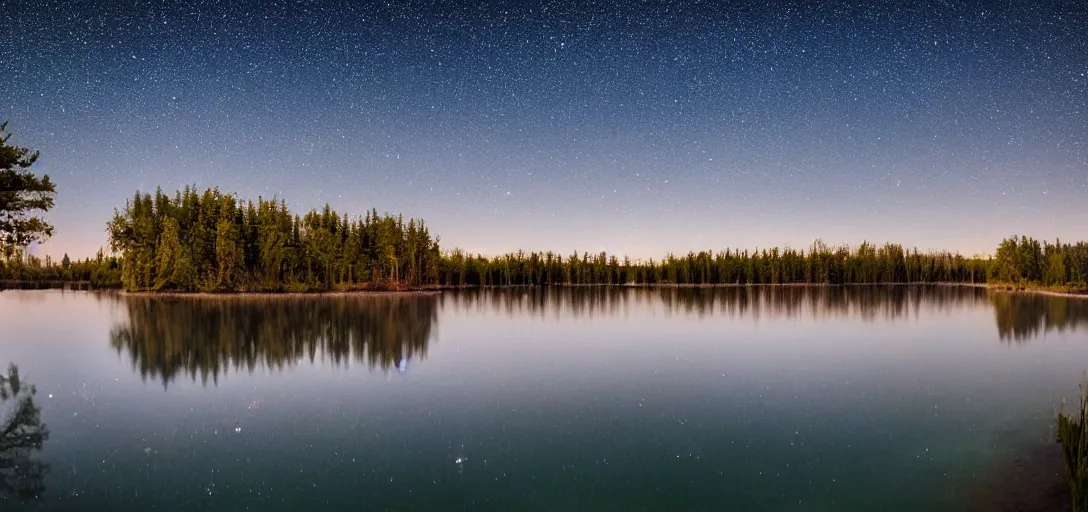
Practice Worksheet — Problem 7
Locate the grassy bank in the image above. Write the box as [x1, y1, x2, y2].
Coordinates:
[989, 281, 1088, 298]
[1058, 380, 1088, 511]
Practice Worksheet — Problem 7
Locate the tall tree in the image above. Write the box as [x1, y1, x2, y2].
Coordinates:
[0, 122, 56, 248]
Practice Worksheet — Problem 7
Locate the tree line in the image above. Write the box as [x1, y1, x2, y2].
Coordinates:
[441, 237, 1087, 290]
[2, 183, 1087, 293]
[441, 241, 991, 287]
[2, 124, 1086, 293]
[100, 187, 1087, 292]
[105, 187, 441, 292]
[990, 235, 1088, 287]
[0, 247, 122, 288]
[105, 188, 1000, 292]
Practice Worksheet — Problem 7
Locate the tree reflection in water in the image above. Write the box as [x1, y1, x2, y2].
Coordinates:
[109, 295, 439, 387]
[990, 292, 1088, 343]
[442, 284, 993, 322]
[444, 285, 1088, 342]
[0, 364, 49, 503]
[106, 287, 1088, 387]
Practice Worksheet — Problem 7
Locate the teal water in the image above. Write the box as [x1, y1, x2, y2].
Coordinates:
[2, 286, 1087, 511]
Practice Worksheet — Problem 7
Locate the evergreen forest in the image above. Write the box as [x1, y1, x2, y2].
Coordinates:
[2, 187, 1087, 293]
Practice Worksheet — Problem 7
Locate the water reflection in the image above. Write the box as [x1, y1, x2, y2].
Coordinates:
[990, 292, 1088, 343]
[109, 295, 439, 387]
[0, 364, 49, 503]
[105, 287, 1088, 387]
[441, 284, 993, 322]
[446, 287, 1088, 341]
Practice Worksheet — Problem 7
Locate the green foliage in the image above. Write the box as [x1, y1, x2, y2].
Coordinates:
[106, 187, 441, 292]
[990, 236, 1088, 289]
[0, 246, 121, 288]
[8, 186, 1085, 294]
[0, 122, 55, 248]
[437, 242, 991, 287]
[1059, 378, 1088, 512]
[438, 235, 1085, 288]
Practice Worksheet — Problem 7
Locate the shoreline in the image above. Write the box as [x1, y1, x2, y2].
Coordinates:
[7, 281, 1086, 299]
[992, 288, 1088, 300]
[119, 282, 995, 296]
[986, 284, 1088, 300]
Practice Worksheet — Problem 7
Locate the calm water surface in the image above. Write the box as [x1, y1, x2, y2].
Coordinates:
[2, 286, 1088, 511]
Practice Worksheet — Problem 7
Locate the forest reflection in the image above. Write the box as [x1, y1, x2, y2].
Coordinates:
[441, 285, 993, 323]
[106, 286, 1088, 386]
[109, 295, 439, 387]
[0, 364, 49, 503]
[443, 286, 1088, 342]
[989, 292, 1088, 342]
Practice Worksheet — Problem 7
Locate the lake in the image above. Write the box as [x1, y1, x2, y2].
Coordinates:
[2, 286, 1088, 511]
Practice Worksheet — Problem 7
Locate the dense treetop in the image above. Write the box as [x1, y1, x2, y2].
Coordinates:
[105, 187, 440, 292]
[0, 122, 55, 250]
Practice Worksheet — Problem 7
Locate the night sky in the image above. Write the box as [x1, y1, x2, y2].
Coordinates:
[3, 0, 1086, 260]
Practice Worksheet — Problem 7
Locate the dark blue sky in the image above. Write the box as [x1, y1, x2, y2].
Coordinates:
[4, 0, 1086, 259]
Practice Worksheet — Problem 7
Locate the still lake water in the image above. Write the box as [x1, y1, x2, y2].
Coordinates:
[2, 286, 1088, 511]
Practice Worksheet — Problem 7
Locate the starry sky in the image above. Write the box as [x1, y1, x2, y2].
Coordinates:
[3, 0, 1086, 260]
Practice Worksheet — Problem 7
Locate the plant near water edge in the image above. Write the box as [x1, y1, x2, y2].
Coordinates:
[1057, 378, 1088, 511]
